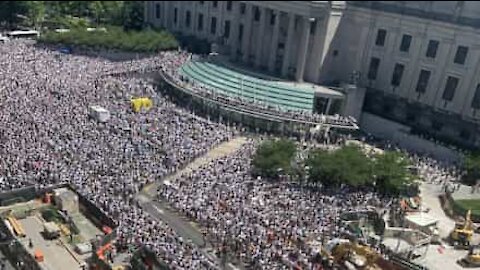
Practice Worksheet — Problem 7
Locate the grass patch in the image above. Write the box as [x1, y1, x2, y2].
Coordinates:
[38, 26, 178, 53]
[453, 199, 480, 217]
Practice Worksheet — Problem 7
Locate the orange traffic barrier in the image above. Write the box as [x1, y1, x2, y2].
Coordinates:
[34, 250, 44, 262]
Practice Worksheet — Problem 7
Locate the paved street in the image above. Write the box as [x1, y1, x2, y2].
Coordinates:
[415, 182, 475, 270]
[136, 137, 248, 270]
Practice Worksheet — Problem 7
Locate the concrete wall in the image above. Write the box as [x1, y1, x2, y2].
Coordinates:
[360, 112, 462, 163]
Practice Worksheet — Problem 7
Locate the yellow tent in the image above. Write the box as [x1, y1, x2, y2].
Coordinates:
[131, 98, 153, 113]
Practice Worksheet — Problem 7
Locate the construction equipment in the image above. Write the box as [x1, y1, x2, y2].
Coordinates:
[323, 239, 402, 270]
[449, 209, 474, 249]
[6, 211, 25, 238]
[457, 245, 480, 267]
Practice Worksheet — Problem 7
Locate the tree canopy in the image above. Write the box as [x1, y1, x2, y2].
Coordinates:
[372, 151, 414, 195]
[306, 145, 414, 195]
[307, 145, 373, 188]
[0, 1, 143, 30]
[251, 139, 296, 179]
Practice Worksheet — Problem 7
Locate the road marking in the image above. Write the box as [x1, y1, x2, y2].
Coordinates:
[152, 204, 164, 214]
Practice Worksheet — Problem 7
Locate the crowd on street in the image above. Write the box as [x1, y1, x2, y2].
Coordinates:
[0, 39, 472, 269]
[0, 40, 234, 269]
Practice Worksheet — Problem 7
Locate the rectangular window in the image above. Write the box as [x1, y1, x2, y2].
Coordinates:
[240, 3, 246, 14]
[254, 7, 260, 21]
[210, 17, 217, 35]
[426, 40, 439, 58]
[226, 1, 232, 11]
[199, 1, 204, 4]
[270, 13, 276, 25]
[454, 45, 468, 64]
[224, 20, 230, 38]
[310, 20, 317, 35]
[415, 70, 431, 94]
[471, 84, 480, 109]
[391, 63, 405, 86]
[399, 34, 412, 52]
[198, 13, 204, 31]
[238, 24, 244, 42]
[442, 76, 459, 101]
[174, 8, 178, 24]
[185, 11, 191, 27]
[367, 57, 380, 80]
[375, 29, 387, 46]
[212, 1, 218, 8]
[155, 4, 160, 19]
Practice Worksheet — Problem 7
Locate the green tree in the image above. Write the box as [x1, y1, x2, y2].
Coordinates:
[373, 151, 414, 195]
[122, 1, 144, 31]
[26, 1, 46, 29]
[252, 139, 296, 179]
[307, 145, 373, 188]
[0, 1, 29, 30]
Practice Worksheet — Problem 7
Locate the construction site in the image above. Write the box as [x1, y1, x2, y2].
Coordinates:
[0, 184, 120, 270]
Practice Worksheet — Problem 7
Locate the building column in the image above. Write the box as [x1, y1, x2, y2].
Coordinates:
[242, 4, 254, 63]
[268, 10, 281, 73]
[162, 2, 169, 28]
[295, 17, 313, 82]
[281, 13, 296, 77]
[254, 7, 268, 68]
[230, 2, 241, 61]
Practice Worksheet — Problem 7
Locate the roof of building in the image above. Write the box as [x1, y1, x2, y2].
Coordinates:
[405, 213, 438, 227]
[180, 60, 321, 112]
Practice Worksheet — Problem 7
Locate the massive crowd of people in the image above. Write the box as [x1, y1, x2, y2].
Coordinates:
[0, 38, 471, 270]
[0, 40, 234, 269]
[159, 139, 393, 269]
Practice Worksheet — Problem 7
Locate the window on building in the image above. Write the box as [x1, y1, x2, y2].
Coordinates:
[186, 11, 191, 27]
[310, 20, 317, 35]
[454, 45, 468, 64]
[254, 7, 260, 21]
[224, 20, 230, 38]
[210, 17, 217, 35]
[367, 57, 380, 80]
[375, 29, 387, 46]
[426, 40, 439, 58]
[226, 1, 232, 11]
[270, 13, 276, 25]
[442, 76, 459, 101]
[155, 4, 161, 19]
[415, 69, 431, 94]
[212, 1, 218, 8]
[199, 1, 204, 4]
[238, 24, 244, 42]
[391, 63, 405, 86]
[471, 84, 480, 109]
[399, 34, 412, 52]
[198, 13, 204, 31]
[174, 8, 178, 24]
[333, 50, 338, 56]
[240, 3, 246, 14]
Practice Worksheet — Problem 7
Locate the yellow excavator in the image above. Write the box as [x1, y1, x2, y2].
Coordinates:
[458, 245, 480, 268]
[449, 209, 474, 249]
[324, 240, 402, 270]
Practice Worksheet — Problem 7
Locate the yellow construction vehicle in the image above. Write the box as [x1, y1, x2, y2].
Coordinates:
[325, 240, 402, 270]
[457, 245, 480, 267]
[449, 209, 474, 249]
